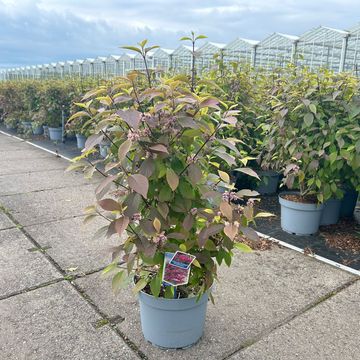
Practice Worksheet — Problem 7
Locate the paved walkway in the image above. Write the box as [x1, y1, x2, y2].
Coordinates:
[0, 132, 359, 360]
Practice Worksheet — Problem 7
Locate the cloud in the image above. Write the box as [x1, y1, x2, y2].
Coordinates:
[1, 0, 360, 68]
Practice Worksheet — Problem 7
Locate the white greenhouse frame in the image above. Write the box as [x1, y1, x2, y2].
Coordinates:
[255, 33, 299, 69]
[5, 21, 360, 80]
[297, 26, 349, 72]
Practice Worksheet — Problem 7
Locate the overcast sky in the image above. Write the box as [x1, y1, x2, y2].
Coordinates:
[1, 0, 359, 68]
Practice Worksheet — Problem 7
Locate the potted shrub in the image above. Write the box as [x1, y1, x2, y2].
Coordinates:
[264, 67, 328, 235]
[69, 40, 262, 349]
[42, 80, 75, 141]
[4, 112, 19, 130]
[31, 108, 47, 135]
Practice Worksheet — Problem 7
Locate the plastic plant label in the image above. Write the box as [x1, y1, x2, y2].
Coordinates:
[162, 252, 190, 287]
[169, 251, 196, 269]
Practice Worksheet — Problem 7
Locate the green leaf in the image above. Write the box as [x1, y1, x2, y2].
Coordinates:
[195, 34, 208, 40]
[121, 45, 142, 54]
[145, 45, 160, 54]
[255, 212, 275, 218]
[164, 286, 175, 299]
[166, 168, 179, 191]
[218, 170, 230, 183]
[132, 278, 148, 294]
[329, 152, 338, 164]
[150, 275, 161, 297]
[304, 113, 314, 127]
[138, 39, 148, 48]
[234, 243, 252, 253]
[180, 36, 192, 41]
[234, 167, 260, 180]
[112, 271, 127, 293]
[309, 103, 317, 114]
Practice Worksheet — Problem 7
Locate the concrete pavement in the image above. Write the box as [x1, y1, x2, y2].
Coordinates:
[0, 132, 359, 360]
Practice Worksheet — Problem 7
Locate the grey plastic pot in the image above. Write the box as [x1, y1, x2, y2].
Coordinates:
[75, 134, 87, 149]
[279, 193, 324, 235]
[42, 125, 49, 138]
[99, 143, 110, 158]
[48, 127, 63, 141]
[340, 189, 358, 218]
[138, 290, 209, 349]
[5, 123, 16, 130]
[320, 198, 341, 226]
[256, 170, 280, 195]
[32, 125, 43, 135]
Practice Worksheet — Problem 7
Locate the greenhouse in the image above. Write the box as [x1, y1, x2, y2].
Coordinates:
[152, 48, 174, 70]
[296, 26, 349, 72]
[4, 21, 360, 79]
[254, 32, 299, 69]
[344, 23, 360, 74]
[172, 44, 198, 72]
[197, 42, 226, 70]
[223, 37, 259, 65]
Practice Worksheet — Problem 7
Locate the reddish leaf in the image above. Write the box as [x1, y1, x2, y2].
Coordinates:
[199, 98, 220, 110]
[128, 174, 149, 199]
[187, 163, 202, 185]
[113, 95, 132, 104]
[183, 214, 194, 231]
[240, 226, 259, 241]
[149, 144, 169, 154]
[166, 168, 179, 191]
[98, 199, 121, 211]
[95, 175, 117, 200]
[83, 133, 104, 152]
[224, 223, 238, 240]
[220, 201, 233, 221]
[198, 224, 224, 248]
[139, 158, 155, 177]
[167, 232, 186, 240]
[116, 109, 142, 130]
[114, 216, 129, 236]
[106, 221, 117, 238]
[118, 139, 132, 161]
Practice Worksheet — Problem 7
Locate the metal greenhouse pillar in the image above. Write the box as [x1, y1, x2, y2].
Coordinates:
[339, 34, 349, 72]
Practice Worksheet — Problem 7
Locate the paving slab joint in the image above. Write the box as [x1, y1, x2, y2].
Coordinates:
[1, 201, 146, 359]
[73, 280, 147, 359]
[221, 276, 360, 360]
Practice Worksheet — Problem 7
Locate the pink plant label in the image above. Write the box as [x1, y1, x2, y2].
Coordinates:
[169, 251, 196, 269]
[162, 252, 190, 287]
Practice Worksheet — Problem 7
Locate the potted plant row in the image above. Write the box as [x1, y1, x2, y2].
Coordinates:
[263, 67, 360, 234]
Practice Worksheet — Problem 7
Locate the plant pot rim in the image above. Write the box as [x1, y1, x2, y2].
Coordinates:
[48, 126, 62, 130]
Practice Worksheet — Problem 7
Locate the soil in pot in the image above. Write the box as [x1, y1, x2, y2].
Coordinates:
[279, 192, 324, 235]
[138, 290, 209, 349]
